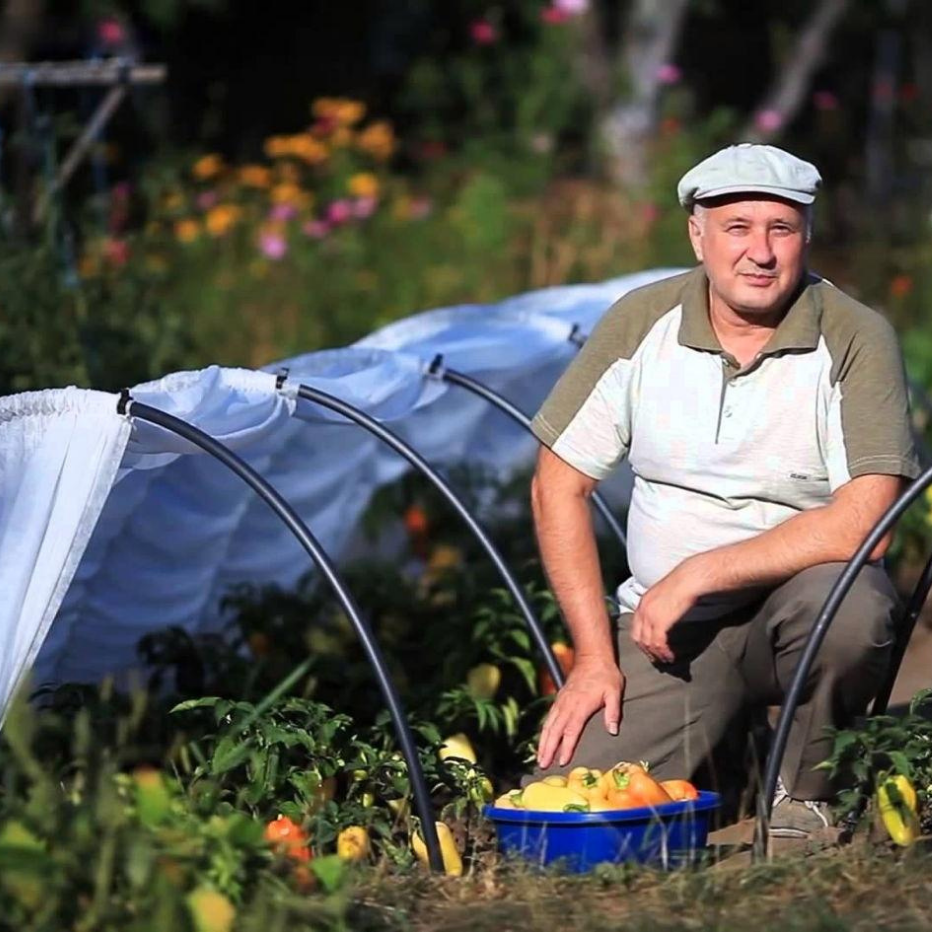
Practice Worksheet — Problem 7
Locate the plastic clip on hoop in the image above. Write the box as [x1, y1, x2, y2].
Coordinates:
[425, 353, 446, 381]
[567, 324, 587, 348]
[117, 388, 133, 415]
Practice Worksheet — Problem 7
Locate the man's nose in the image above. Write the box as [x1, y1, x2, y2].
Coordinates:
[746, 230, 776, 266]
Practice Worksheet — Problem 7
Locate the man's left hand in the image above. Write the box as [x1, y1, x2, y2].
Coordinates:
[631, 561, 703, 664]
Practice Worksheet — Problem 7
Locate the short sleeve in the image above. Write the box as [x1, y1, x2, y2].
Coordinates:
[823, 315, 920, 491]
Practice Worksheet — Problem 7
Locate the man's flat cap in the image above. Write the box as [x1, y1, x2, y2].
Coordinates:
[677, 143, 822, 209]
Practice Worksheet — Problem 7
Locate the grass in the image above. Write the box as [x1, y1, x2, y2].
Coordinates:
[340, 842, 932, 932]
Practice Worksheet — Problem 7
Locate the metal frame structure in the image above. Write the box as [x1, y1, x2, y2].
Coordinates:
[121, 395, 445, 872]
[288, 378, 566, 690]
[431, 356, 628, 551]
[753, 463, 932, 860]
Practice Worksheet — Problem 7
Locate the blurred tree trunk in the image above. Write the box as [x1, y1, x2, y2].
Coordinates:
[0, 0, 47, 89]
[740, 0, 850, 142]
[0, 0, 48, 234]
[593, 0, 689, 191]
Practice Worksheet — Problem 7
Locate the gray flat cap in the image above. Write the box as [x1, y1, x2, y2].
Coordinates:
[677, 143, 822, 209]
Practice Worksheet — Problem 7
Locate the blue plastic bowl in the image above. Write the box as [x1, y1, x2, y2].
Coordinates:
[483, 791, 721, 872]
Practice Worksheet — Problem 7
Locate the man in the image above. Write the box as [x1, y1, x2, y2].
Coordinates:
[528, 143, 919, 837]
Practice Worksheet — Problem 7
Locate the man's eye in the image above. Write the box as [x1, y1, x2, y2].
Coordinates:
[726, 225, 748, 234]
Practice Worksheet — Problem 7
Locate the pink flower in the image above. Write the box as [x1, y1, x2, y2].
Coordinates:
[353, 196, 378, 219]
[813, 90, 839, 111]
[469, 19, 497, 45]
[541, 6, 570, 24]
[408, 196, 433, 220]
[259, 231, 287, 260]
[269, 203, 297, 222]
[196, 191, 218, 211]
[640, 203, 660, 225]
[97, 18, 125, 46]
[302, 219, 330, 239]
[554, 0, 588, 13]
[754, 109, 784, 133]
[104, 238, 130, 266]
[656, 63, 681, 85]
[326, 199, 353, 224]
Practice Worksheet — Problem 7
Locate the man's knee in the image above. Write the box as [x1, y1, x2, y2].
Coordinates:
[774, 562, 897, 670]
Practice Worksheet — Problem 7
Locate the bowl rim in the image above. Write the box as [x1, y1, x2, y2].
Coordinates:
[482, 789, 721, 824]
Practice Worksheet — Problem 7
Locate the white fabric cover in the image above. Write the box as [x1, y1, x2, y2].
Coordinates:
[0, 388, 131, 712]
[0, 269, 682, 700]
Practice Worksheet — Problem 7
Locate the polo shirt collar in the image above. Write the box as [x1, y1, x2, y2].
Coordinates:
[677, 266, 823, 355]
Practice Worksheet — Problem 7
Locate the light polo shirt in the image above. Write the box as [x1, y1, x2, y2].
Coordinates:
[531, 266, 920, 620]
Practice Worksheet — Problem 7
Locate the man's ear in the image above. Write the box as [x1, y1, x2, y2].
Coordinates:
[687, 215, 704, 262]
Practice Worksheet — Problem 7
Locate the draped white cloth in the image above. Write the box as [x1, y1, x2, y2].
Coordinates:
[0, 268, 682, 709]
[0, 388, 131, 713]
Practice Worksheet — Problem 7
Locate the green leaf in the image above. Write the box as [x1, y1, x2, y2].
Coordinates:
[509, 656, 537, 693]
[210, 736, 252, 775]
[889, 751, 913, 777]
[310, 854, 347, 893]
[170, 697, 220, 714]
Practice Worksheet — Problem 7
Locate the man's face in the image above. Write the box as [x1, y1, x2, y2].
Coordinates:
[686, 195, 809, 317]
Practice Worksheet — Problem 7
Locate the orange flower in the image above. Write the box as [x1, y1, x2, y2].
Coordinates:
[890, 274, 913, 298]
[348, 172, 379, 199]
[330, 126, 354, 148]
[205, 204, 242, 237]
[264, 135, 293, 159]
[356, 121, 396, 161]
[192, 153, 224, 180]
[312, 97, 366, 126]
[290, 134, 328, 165]
[239, 164, 272, 188]
[174, 218, 200, 243]
[270, 183, 312, 209]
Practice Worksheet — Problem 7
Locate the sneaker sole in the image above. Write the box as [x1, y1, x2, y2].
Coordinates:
[768, 826, 812, 839]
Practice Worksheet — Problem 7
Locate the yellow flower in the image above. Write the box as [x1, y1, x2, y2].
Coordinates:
[174, 218, 201, 243]
[205, 204, 242, 237]
[348, 172, 379, 199]
[192, 154, 224, 180]
[270, 183, 312, 209]
[312, 97, 366, 126]
[356, 121, 396, 161]
[239, 164, 272, 188]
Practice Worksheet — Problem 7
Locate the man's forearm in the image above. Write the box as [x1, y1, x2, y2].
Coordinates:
[684, 495, 888, 598]
[532, 487, 614, 660]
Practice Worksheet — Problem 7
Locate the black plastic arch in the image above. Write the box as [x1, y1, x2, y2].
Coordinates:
[123, 398, 445, 872]
[433, 358, 628, 550]
[289, 381, 566, 691]
[753, 463, 932, 860]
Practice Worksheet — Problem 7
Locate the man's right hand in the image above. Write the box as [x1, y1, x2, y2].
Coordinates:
[535, 656, 624, 769]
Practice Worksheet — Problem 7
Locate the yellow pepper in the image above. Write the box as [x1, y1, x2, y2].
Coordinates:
[877, 773, 921, 847]
[337, 825, 370, 861]
[567, 766, 606, 803]
[521, 781, 590, 812]
[542, 775, 568, 787]
[412, 821, 463, 876]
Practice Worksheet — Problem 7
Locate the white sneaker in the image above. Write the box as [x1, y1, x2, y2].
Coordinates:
[769, 776, 832, 839]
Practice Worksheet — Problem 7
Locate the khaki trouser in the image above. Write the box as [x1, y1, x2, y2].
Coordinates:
[529, 563, 897, 800]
